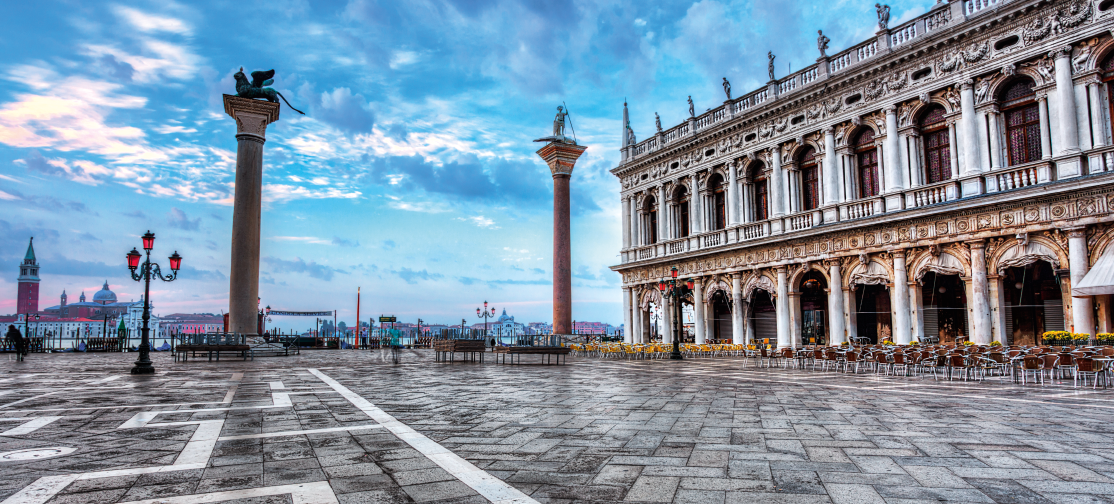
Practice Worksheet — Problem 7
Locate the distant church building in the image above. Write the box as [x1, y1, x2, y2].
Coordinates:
[16, 238, 39, 314]
[45, 281, 136, 319]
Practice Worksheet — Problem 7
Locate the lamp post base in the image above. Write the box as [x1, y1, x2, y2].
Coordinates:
[130, 360, 155, 374]
[670, 353, 684, 360]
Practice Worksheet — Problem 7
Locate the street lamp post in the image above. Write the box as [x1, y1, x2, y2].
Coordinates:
[126, 231, 182, 375]
[658, 266, 695, 360]
[476, 301, 496, 339]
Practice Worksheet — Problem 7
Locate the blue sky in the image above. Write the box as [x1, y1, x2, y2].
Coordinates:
[0, 0, 933, 329]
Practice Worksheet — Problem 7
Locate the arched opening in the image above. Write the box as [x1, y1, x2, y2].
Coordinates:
[642, 195, 658, 244]
[854, 284, 890, 344]
[919, 105, 951, 184]
[1002, 261, 1061, 346]
[750, 162, 769, 221]
[1103, 52, 1114, 135]
[1000, 79, 1041, 166]
[920, 272, 967, 345]
[710, 289, 732, 343]
[681, 295, 696, 342]
[799, 271, 827, 346]
[672, 185, 691, 238]
[749, 290, 776, 346]
[708, 173, 727, 230]
[854, 129, 880, 198]
[798, 147, 820, 211]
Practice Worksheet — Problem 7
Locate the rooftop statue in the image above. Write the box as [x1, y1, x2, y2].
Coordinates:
[234, 68, 305, 115]
[655, 112, 662, 132]
[687, 96, 694, 117]
[722, 77, 731, 100]
[876, 4, 890, 31]
[768, 52, 776, 81]
[817, 30, 830, 58]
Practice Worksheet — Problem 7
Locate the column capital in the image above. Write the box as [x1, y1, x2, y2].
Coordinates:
[966, 239, 986, 249]
[224, 95, 280, 141]
[535, 142, 587, 177]
[775, 265, 787, 273]
[890, 249, 906, 259]
[1050, 46, 1072, 60]
[823, 258, 841, 268]
[884, 105, 897, 115]
[959, 79, 974, 90]
[1066, 225, 1087, 239]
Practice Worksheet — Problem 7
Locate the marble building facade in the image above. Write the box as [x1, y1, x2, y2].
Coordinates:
[613, 0, 1114, 347]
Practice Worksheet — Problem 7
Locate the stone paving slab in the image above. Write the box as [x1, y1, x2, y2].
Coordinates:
[0, 352, 1113, 503]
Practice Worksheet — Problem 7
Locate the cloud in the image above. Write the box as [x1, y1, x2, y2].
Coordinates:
[19, 151, 108, 185]
[332, 236, 360, 247]
[456, 215, 498, 229]
[573, 265, 597, 280]
[0, 187, 100, 215]
[167, 208, 200, 231]
[75, 232, 101, 243]
[123, 210, 146, 219]
[393, 267, 443, 284]
[381, 240, 396, 250]
[263, 256, 343, 281]
[317, 87, 375, 133]
[113, 6, 192, 35]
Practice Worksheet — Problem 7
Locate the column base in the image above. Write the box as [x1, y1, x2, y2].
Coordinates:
[821, 205, 839, 224]
[770, 218, 785, 235]
[1055, 153, 1085, 179]
[959, 174, 985, 198]
[883, 193, 905, 212]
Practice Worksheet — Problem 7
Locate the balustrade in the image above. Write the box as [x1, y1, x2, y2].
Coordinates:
[789, 213, 813, 231]
[830, 52, 852, 74]
[801, 67, 819, 85]
[890, 22, 918, 47]
[857, 41, 877, 62]
[702, 232, 723, 248]
[909, 182, 951, 208]
[778, 76, 797, 95]
[966, 0, 1006, 16]
[741, 222, 766, 240]
[991, 165, 1039, 191]
[637, 247, 655, 260]
[842, 199, 879, 220]
[667, 239, 687, 255]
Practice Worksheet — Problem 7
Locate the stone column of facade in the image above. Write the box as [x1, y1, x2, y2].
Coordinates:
[731, 273, 744, 344]
[623, 287, 633, 344]
[827, 260, 845, 345]
[690, 174, 703, 236]
[823, 127, 840, 222]
[892, 250, 912, 344]
[770, 148, 785, 217]
[656, 185, 667, 248]
[788, 291, 802, 347]
[1037, 94, 1053, 159]
[745, 301, 755, 343]
[910, 280, 924, 343]
[704, 301, 714, 343]
[947, 122, 961, 179]
[883, 106, 905, 212]
[959, 81, 981, 177]
[693, 279, 705, 344]
[632, 297, 642, 343]
[727, 161, 739, 226]
[741, 179, 752, 224]
[846, 285, 858, 341]
[1053, 47, 1080, 155]
[621, 196, 631, 252]
[1089, 81, 1108, 148]
[988, 273, 1005, 343]
[641, 307, 651, 343]
[969, 241, 993, 345]
[224, 95, 280, 335]
[776, 266, 790, 348]
[664, 297, 673, 344]
[1068, 226, 1095, 336]
[535, 141, 587, 337]
[986, 108, 1002, 170]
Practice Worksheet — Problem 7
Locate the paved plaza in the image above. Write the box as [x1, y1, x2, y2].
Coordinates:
[0, 351, 1113, 503]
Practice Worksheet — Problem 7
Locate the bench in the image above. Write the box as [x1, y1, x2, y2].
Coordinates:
[433, 340, 486, 363]
[174, 334, 253, 362]
[493, 346, 571, 365]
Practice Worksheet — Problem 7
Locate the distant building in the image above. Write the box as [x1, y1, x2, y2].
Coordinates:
[16, 238, 39, 314]
[161, 313, 225, 334]
[471, 309, 524, 334]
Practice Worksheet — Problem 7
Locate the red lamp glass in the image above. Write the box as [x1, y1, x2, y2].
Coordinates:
[671, 267, 678, 279]
[686, 279, 695, 290]
[168, 251, 182, 271]
[126, 248, 142, 270]
[476, 308, 481, 315]
[141, 231, 155, 251]
[658, 281, 665, 292]
[491, 307, 496, 315]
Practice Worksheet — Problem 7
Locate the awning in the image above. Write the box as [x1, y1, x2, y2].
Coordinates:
[1073, 250, 1114, 296]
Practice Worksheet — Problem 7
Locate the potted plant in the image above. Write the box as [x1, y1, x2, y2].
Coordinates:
[1098, 333, 1114, 346]
[1042, 331, 1070, 346]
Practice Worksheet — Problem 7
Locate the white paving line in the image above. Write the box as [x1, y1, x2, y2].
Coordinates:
[0, 393, 57, 410]
[308, 368, 538, 504]
[0, 417, 61, 436]
[218, 424, 384, 441]
[116, 481, 338, 504]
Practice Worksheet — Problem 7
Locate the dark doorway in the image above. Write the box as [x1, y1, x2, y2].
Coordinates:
[921, 273, 967, 344]
[854, 284, 891, 344]
[711, 290, 732, 343]
[750, 290, 777, 346]
[1003, 261, 1061, 346]
[799, 271, 828, 346]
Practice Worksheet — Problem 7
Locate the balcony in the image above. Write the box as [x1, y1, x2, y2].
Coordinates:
[906, 180, 958, 208]
[666, 239, 687, 255]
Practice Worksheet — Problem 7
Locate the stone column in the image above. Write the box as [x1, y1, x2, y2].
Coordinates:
[910, 280, 924, 343]
[731, 273, 744, 344]
[776, 266, 790, 348]
[1069, 226, 1095, 337]
[224, 95, 280, 335]
[727, 161, 739, 226]
[623, 287, 633, 344]
[656, 185, 667, 244]
[664, 297, 673, 344]
[846, 286, 858, 342]
[892, 250, 912, 344]
[693, 279, 705, 344]
[1038, 94, 1053, 159]
[745, 301, 755, 343]
[1053, 47, 1080, 154]
[989, 274, 1005, 344]
[960, 81, 981, 175]
[631, 297, 642, 344]
[1089, 82, 1108, 148]
[741, 181, 752, 224]
[884, 106, 904, 191]
[969, 241, 993, 345]
[986, 109, 1002, 170]
[827, 260, 845, 345]
[770, 148, 785, 217]
[690, 174, 703, 235]
[535, 141, 587, 337]
[621, 196, 631, 251]
[824, 127, 839, 205]
[704, 301, 714, 343]
[640, 307, 650, 343]
[789, 291, 802, 347]
[947, 122, 961, 178]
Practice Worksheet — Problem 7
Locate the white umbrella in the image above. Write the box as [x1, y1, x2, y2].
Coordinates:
[1073, 249, 1114, 296]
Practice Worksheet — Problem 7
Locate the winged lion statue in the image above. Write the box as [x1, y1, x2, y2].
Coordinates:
[234, 67, 305, 115]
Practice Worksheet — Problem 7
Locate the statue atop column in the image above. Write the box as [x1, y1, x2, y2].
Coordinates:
[552, 106, 567, 137]
[722, 77, 731, 100]
[768, 52, 776, 81]
[687, 96, 694, 117]
[876, 4, 890, 31]
[655, 112, 662, 133]
[817, 30, 830, 58]
[233, 68, 305, 115]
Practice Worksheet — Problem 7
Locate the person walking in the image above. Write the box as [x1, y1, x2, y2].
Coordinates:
[6, 325, 24, 362]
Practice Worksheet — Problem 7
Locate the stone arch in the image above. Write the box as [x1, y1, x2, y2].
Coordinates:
[1083, 37, 1114, 74]
[740, 157, 767, 180]
[788, 263, 831, 293]
[989, 74, 1038, 104]
[1088, 225, 1114, 266]
[905, 93, 958, 118]
[638, 286, 663, 310]
[909, 248, 970, 283]
[670, 179, 691, 201]
[846, 254, 895, 289]
[743, 271, 777, 301]
[702, 275, 732, 303]
[640, 192, 657, 211]
[786, 138, 822, 162]
[989, 235, 1066, 274]
[845, 125, 881, 151]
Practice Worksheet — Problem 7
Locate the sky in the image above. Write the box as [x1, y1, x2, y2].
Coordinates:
[0, 0, 935, 330]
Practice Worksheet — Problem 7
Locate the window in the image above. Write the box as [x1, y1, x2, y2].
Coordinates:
[920, 105, 951, 184]
[855, 129, 880, 198]
[1104, 53, 1114, 134]
[709, 175, 726, 230]
[643, 196, 658, 244]
[1001, 80, 1041, 166]
[799, 148, 819, 210]
[751, 162, 768, 221]
[675, 186, 690, 238]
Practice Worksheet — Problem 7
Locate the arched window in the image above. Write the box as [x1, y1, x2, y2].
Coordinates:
[920, 105, 951, 184]
[642, 196, 658, 245]
[798, 148, 819, 211]
[673, 185, 690, 238]
[854, 129, 880, 198]
[708, 174, 726, 230]
[1001, 79, 1041, 166]
[750, 162, 768, 221]
[1103, 52, 1114, 134]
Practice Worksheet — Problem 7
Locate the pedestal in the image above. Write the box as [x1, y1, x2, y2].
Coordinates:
[223, 95, 280, 336]
[536, 141, 587, 335]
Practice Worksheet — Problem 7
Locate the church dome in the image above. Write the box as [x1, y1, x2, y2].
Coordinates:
[92, 281, 117, 304]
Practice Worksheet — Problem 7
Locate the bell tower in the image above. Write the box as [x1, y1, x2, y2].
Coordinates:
[17, 237, 40, 314]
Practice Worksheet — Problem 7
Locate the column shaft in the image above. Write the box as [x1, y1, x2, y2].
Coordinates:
[621, 196, 631, 249]
[229, 135, 265, 335]
[552, 174, 572, 334]
[1090, 83, 1107, 148]
[960, 82, 981, 174]
[728, 163, 739, 226]
[987, 112, 1001, 170]
[1069, 227, 1095, 336]
[828, 262, 845, 345]
[623, 287, 633, 344]
[1054, 48, 1080, 153]
[1038, 96, 1053, 159]
[732, 275, 744, 344]
[776, 267, 789, 348]
[694, 280, 705, 344]
[770, 149, 785, 217]
[892, 251, 911, 344]
[884, 107, 904, 191]
[970, 241, 993, 345]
